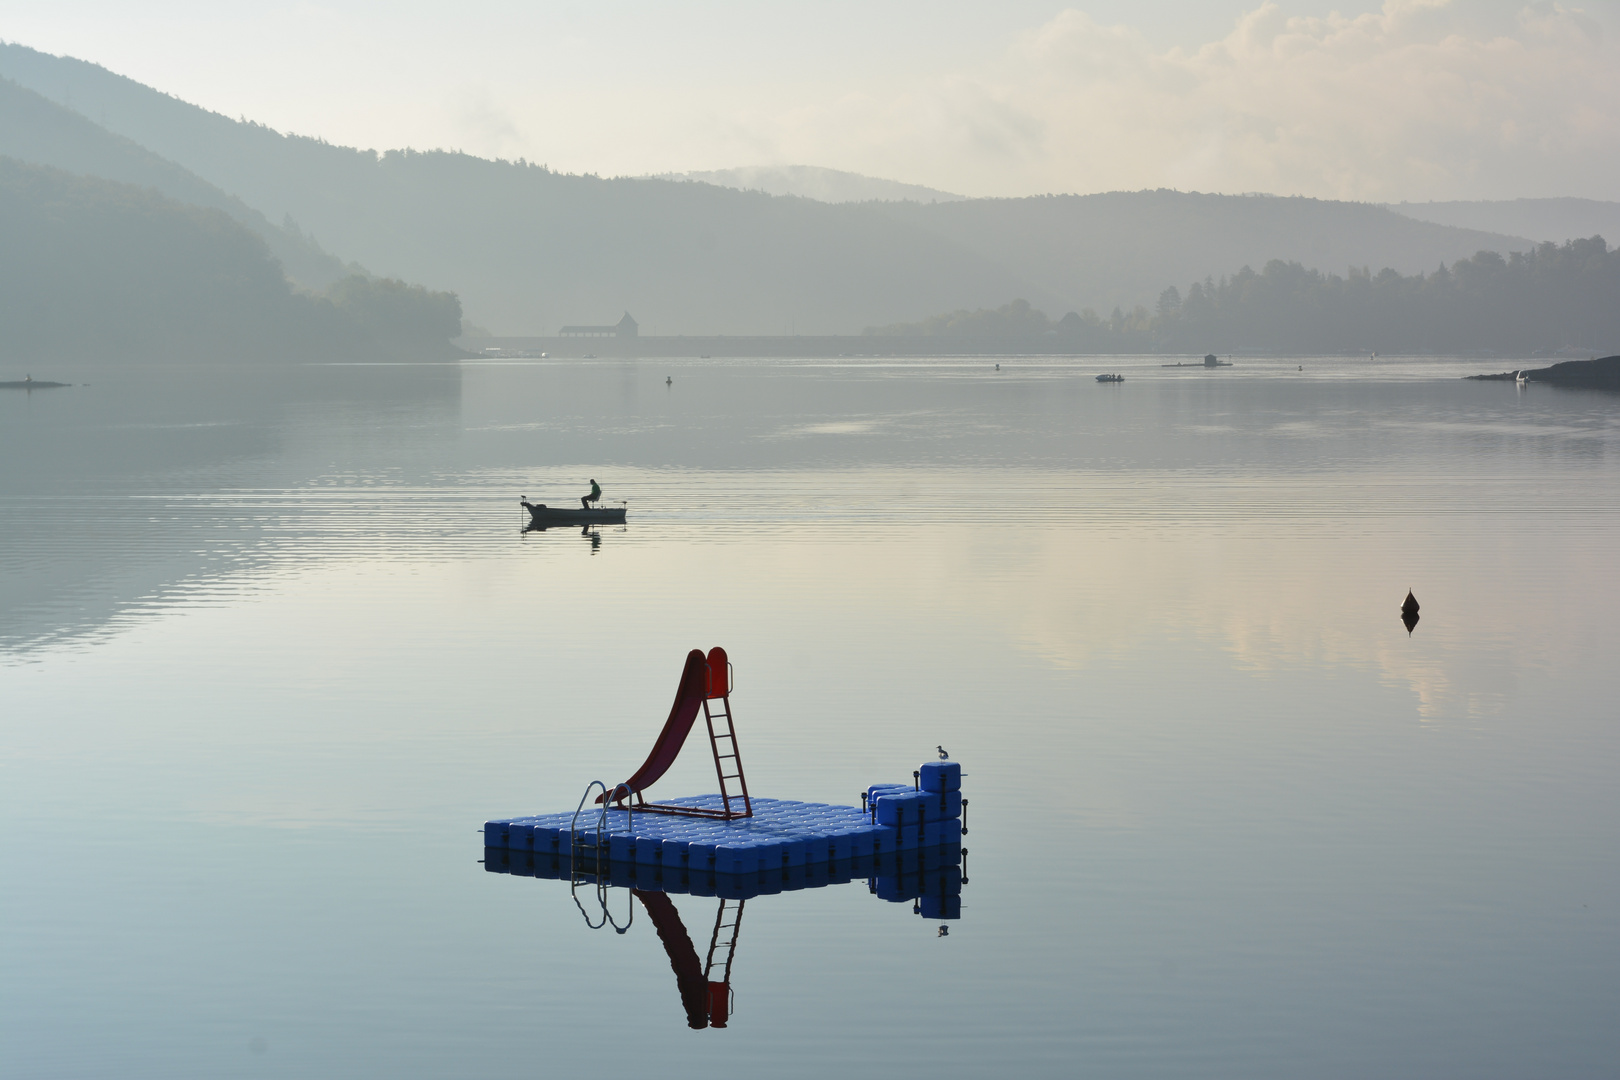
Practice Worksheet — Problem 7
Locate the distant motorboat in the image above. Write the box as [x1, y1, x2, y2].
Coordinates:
[1515, 370, 1530, 385]
[1163, 355, 1232, 368]
[1095, 373, 1124, 383]
[1, 375, 69, 390]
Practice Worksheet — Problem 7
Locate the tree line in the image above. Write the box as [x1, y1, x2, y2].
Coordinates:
[868, 238, 1620, 356]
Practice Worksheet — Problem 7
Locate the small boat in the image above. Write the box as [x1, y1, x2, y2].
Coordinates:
[1095, 373, 1124, 383]
[521, 499, 627, 526]
[1515, 370, 1529, 385]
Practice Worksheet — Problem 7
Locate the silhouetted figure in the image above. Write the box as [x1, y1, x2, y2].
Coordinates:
[666, 375, 672, 385]
[581, 478, 601, 510]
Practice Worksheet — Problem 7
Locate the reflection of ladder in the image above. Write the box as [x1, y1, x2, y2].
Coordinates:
[703, 898, 745, 1028]
[703, 691, 752, 820]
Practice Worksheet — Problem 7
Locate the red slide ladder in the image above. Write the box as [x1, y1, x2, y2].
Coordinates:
[701, 647, 752, 820]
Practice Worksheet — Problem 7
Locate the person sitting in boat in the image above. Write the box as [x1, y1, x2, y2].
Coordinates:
[581, 478, 601, 510]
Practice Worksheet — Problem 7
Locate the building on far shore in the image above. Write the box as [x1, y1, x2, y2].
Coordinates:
[559, 312, 638, 338]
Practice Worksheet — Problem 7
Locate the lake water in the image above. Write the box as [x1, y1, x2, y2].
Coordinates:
[3, 355, 1618, 1079]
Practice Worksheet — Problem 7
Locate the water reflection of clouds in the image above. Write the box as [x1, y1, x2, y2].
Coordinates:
[765, 410, 954, 440]
[885, 513, 1606, 723]
[773, 419, 883, 437]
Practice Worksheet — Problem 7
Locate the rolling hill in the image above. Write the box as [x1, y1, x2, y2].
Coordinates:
[0, 42, 1542, 337]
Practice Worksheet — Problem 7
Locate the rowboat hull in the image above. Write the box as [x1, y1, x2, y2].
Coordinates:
[522, 501, 626, 526]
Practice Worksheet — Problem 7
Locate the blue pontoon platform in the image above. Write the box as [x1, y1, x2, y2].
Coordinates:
[485, 781, 963, 876]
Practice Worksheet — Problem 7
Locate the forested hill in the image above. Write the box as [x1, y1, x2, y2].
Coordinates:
[883, 191, 1526, 319]
[871, 238, 1620, 357]
[0, 43, 1533, 336]
[1391, 199, 1620, 249]
[0, 44, 1057, 335]
[0, 158, 462, 363]
[0, 76, 353, 288]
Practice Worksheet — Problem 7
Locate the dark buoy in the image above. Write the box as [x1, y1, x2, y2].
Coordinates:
[1401, 590, 1421, 635]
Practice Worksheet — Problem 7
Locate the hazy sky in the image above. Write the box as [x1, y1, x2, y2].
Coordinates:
[2, 0, 1616, 202]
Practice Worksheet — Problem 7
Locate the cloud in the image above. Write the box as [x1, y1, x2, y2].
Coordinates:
[762, 1, 1620, 201]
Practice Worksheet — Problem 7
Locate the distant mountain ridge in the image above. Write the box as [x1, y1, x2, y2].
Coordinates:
[879, 191, 1530, 320]
[0, 75, 356, 288]
[1389, 199, 1620, 247]
[654, 165, 966, 204]
[0, 158, 462, 362]
[0, 42, 1550, 337]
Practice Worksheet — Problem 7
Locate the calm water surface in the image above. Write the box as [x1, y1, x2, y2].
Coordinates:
[2, 356, 1618, 1078]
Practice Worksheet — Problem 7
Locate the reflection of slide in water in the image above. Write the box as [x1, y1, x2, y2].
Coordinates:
[484, 843, 965, 1030]
[633, 890, 739, 1030]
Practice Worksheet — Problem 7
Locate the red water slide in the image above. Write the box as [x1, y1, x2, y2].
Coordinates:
[599, 649, 709, 804]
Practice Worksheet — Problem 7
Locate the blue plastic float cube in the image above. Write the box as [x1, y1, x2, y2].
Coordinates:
[919, 760, 961, 793]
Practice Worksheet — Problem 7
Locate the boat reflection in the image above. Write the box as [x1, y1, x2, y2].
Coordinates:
[521, 521, 617, 552]
[483, 843, 965, 1030]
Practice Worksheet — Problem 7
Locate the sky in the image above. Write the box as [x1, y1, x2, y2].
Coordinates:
[1, 0, 1616, 202]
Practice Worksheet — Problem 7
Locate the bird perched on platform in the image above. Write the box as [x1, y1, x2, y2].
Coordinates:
[937, 745, 949, 760]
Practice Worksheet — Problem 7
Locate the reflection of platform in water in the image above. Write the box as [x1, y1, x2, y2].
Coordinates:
[483, 842, 965, 1029]
[486, 839, 965, 909]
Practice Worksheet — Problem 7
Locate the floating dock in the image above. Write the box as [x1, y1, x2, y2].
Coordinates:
[485, 770, 962, 876]
[481, 646, 965, 911]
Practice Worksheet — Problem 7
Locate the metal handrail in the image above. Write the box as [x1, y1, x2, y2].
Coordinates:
[603, 882, 634, 934]
[570, 780, 609, 863]
[572, 885, 608, 929]
[569, 779, 639, 933]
